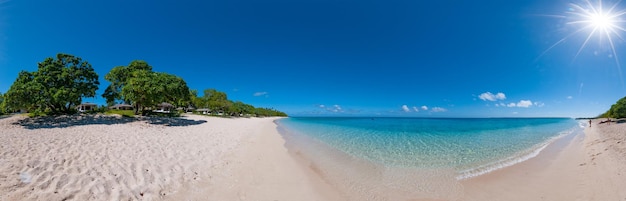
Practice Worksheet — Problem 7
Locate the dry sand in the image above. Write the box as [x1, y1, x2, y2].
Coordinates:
[0, 114, 340, 201]
[1, 114, 625, 201]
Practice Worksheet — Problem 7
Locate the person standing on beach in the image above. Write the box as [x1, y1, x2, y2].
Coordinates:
[589, 119, 592, 127]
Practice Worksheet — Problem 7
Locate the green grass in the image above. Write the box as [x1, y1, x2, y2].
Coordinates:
[105, 109, 135, 117]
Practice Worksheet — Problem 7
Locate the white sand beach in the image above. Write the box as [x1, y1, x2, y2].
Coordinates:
[0, 114, 339, 201]
[1, 114, 625, 201]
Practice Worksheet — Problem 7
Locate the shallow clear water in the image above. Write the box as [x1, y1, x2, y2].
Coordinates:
[277, 117, 581, 179]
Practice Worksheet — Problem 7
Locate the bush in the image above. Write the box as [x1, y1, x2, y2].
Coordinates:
[105, 109, 135, 118]
[28, 110, 46, 118]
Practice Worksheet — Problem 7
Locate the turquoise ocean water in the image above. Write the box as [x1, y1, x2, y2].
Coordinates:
[276, 117, 583, 199]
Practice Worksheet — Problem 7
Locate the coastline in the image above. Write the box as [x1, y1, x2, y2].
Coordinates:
[277, 118, 626, 200]
[461, 119, 626, 200]
[1, 115, 625, 200]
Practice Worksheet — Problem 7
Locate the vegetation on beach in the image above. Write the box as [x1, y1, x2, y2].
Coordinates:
[0, 92, 6, 115]
[3, 54, 99, 115]
[105, 109, 136, 118]
[103, 60, 190, 115]
[190, 88, 287, 117]
[3, 53, 287, 117]
[600, 96, 626, 118]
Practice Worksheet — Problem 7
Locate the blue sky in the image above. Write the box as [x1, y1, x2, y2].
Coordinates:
[1, 0, 625, 117]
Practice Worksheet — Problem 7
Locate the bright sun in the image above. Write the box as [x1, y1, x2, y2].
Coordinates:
[540, 0, 626, 84]
[541, 0, 626, 61]
[590, 13, 614, 29]
[567, 0, 626, 58]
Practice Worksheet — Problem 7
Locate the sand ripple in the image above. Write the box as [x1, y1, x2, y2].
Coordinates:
[0, 114, 261, 201]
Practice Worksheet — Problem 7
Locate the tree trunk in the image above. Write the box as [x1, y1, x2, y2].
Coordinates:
[134, 103, 140, 115]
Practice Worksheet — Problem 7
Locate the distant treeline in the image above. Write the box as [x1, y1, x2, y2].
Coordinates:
[0, 53, 287, 117]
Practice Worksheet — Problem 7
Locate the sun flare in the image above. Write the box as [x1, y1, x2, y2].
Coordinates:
[540, 0, 626, 84]
[589, 13, 614, 29]
[566, 0, 626, 58]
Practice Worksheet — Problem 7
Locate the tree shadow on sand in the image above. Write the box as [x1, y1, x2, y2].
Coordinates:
[14, 114, 207, 129]
[140, 116, 207, 127]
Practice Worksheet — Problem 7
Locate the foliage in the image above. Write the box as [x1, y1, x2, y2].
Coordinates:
[189, 88, 288, 117]
[103, 60, 190, 115]
[604, 96, 626, 118]
[0, 92, 5, 115]
[105, 109, 135, 118]
[4, 53, 99, 115]
[103, 60, 153, 105]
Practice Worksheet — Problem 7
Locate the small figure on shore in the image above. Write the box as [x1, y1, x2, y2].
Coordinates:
[589, 119, 592, 127]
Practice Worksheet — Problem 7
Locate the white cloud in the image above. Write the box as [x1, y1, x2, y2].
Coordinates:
[402, 105, 410, 112]
[253, 92, 268, 96]
[516, 100, 533, 108]
[323, 105, 343, 113]
[567, 96, 573, 99]
[413, 106, 419, 112]
[431, 107, 447, 112]
[421, 106, 428, 110]
[504, 100, 535, 108]
[479, 92, 506, 101]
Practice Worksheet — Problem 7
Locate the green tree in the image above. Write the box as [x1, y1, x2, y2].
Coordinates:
[189, 89, 203, 109]
[103, 60, 153, 105]
[606, 96, 626, 118]
[5, 53, 99, 114]
[0, 92, 5, 115]
[203, 89, 230, 114]
[104, 60, 190, 115]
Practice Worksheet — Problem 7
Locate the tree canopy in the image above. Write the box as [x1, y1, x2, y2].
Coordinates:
[603, 96, 626, 118]
[103, 60, 190, 114]
[4, 53, 99, 114]
[4, 56, 286, 117]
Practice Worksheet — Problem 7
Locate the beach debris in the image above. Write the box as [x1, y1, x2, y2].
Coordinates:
[19, 172, 31, 184]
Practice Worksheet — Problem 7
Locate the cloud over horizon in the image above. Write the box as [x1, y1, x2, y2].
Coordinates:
[402, 105, 410, 112]
[496, 100, 542, 108]
[253, 92, 268, 97]
[479, 92, 506, 101]
[431, 107, 447, 112]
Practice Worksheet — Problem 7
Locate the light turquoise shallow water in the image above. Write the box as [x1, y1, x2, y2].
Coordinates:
[277, 117, 582, 179]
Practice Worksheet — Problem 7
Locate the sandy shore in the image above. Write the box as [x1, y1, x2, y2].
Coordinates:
[461, 119, 626, 201]
[0, 114, 340, 201]
[1, 114, 625, 201]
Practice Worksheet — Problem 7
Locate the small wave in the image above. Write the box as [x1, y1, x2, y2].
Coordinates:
[456, 127, 579, 180]
[578, 120, 588, 128]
